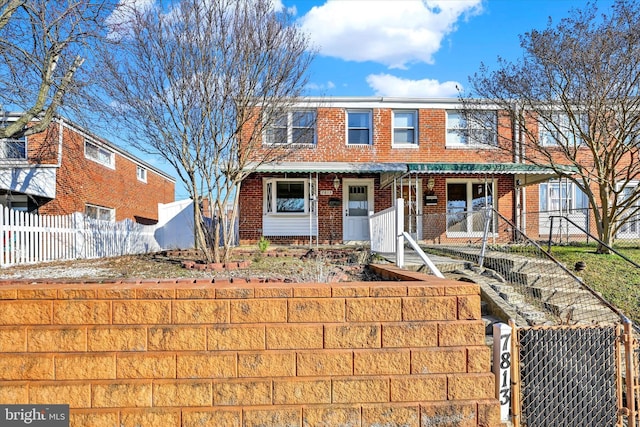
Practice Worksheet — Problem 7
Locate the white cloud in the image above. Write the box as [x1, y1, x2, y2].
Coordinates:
[366, 73, 462, 97]
[299, 0, 483, 69]
[306, 80, 336, 91]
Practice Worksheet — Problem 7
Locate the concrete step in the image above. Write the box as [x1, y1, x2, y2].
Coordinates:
[429, 245, 623, 326]
[505, 271, 578, 288]
[525, 286, 594, 304]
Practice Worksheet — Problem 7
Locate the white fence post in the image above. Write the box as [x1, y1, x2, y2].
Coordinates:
[73, 212, 84, 260]
[0, 207, 6, 267]
[396, 198, 404, 268]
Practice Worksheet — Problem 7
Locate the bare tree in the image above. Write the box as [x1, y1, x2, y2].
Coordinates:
[465, 0, 640, 252]
[96, 0, 314, 262]
[0, 0, 112, 138]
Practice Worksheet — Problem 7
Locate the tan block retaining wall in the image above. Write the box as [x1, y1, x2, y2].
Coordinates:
[0, 265, 502, 427]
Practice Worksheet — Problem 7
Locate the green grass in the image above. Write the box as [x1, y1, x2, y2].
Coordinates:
[548, 244, 640, 323]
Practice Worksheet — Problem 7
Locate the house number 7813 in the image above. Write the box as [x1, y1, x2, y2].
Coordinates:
[493, 323, 512, 422]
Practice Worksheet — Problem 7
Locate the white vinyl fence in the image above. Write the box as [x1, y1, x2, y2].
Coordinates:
[368, 198, 444, 278]
[369, 204, 397, 253]
[1, 208, 162, 268]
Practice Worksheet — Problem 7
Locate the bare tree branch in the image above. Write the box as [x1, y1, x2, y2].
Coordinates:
[465, 0, 640, 251]
[0, 0, 113, 138]
[94, 0, 314, 262]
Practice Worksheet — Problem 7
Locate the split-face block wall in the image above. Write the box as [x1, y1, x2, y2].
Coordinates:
[0, 267, 502, 427]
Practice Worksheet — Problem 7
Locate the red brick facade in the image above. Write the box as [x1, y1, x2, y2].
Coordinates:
[238, 98, 523, 244]
[2, 118, 175, 224]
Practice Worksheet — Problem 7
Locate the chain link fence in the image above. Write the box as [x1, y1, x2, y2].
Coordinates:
[421, 208, 626, 326]
[521, 207, 640, 249]
[517, 325, 620, 427]
[411, 207, 640, 426]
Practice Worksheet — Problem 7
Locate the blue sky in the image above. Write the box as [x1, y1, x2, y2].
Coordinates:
[289, 0, 610, 97]
[124, 0, 614, 199]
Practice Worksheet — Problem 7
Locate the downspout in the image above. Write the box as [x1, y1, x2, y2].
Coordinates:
[512, 104, 523, 235]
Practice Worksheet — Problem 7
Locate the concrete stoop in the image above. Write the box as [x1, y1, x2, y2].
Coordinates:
[424, 245, 622, 327]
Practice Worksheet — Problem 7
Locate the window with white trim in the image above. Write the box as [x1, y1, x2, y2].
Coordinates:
[446, 181, 495, 236]
[0, 136, 26, 159]
[618, 183, 640, 237]
[538, 179, 589, 235]
[136, 165, 147, 182]
[539, 112, 586, 146]
[539, 180, 588, 213]
[265, 110, 316, 145]
[347, 110, 372, 145]
[0, 122, 26, 159]
[264, 178, 312, 214]
[85, 139, 114, 168]
[85, 204, 115, 222]
[446, 110, 497, 146]
[392, 110, 417, 146]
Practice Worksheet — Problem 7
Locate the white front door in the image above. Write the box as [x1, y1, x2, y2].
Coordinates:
[343, 178, 374, 242]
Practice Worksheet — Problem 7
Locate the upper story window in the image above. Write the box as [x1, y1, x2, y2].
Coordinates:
[0, 135, 26, 159]
[85, 139, 114, 168]
[539, 112, 586, 147]
[0, 123, 26, 160]
[393, 110, 418, 146]
[446, 110, 497, 147]
[347, 110, 372, 145]
[136, 165, 147, 183]
[265, 110, 316, 145]
[85, 203, 115, 222]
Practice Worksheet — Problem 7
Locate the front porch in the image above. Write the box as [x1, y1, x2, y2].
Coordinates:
[238, 161, 564, 246]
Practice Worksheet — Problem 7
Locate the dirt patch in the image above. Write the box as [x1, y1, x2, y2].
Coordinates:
[0, 246, 387, 283]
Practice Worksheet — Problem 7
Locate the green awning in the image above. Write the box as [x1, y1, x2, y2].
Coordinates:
[407, 162, 577, 185]
[408, 162, 575, 174]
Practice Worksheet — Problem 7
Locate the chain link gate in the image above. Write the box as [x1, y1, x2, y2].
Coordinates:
[510, 323, 638, 427]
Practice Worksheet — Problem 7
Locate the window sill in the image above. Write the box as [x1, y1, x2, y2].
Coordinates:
[0, 159, 29, 166]
[85, 158, 116, 170]
[445, 144, 498, 149]
[262, 143, 317, 147]
[392, 143, 419, 149]
[265, 212, 311, 217]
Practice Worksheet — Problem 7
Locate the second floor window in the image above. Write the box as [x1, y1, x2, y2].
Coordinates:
[347, 110, 372, 145]
[393, 110, 417, 145]
[0, 135, 26, 159]
[446, 110, 497, 146]
[265, 110, 316, 145]
[85, 139, 114, 168]
[0, 122, 26, 159]
[539, 112, 586, 147]
[136, 165, 147, 182]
